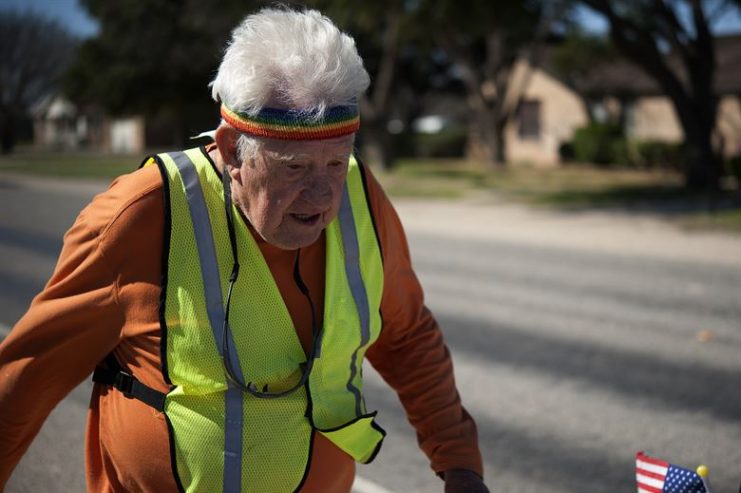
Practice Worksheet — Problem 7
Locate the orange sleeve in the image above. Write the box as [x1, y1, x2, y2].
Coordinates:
[0, 177, 135, 488]
[362, 166, 483, 478]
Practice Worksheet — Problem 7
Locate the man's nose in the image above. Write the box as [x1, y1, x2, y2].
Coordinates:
[302, 174, 334, 205]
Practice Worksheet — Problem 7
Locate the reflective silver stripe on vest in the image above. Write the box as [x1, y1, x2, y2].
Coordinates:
[170, 152, 244, 493]
[337, 186, 370, 416]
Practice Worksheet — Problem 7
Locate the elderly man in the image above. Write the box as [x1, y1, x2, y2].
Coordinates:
[0, 8, 486, 493]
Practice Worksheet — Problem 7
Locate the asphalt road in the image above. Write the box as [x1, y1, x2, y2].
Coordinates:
[2, 173, 740, 493]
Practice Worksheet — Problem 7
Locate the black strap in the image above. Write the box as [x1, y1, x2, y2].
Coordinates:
[92, 354, 167, 412]
[222, 166, 240, 283]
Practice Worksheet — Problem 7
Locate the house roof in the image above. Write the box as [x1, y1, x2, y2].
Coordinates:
[579, 60, 658, 96]
[30, 94, 77, 120]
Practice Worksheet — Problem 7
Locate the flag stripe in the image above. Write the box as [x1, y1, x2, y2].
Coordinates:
[636, 468, 665, 480]
[637, 486, 662, 493]
[637, 473, 665, 489]
[637, 459, 669, 476]
[637, 453, 669, 468]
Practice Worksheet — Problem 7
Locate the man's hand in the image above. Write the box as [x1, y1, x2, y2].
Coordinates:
[443, 468, 489, 493]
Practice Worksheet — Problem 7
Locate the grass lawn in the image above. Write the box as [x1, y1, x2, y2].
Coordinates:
[378, 158, 741, 232]
[2, 150, 739, 232]
[0, 150, 141, 179]
[378, 158, 686, 202]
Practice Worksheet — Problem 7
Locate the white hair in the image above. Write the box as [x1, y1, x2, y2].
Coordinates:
[211, 7, 370, 160]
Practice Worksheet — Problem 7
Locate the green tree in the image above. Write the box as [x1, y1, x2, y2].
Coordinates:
[578, 0, 740, 190]
[0, 10, 78, 153]
[306, 0, 413, 170]
[66, 0, 268, 145]
[415, 0, 561, 165]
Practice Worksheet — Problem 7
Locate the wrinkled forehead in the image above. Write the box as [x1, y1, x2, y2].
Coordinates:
[259, 134, 355, 161]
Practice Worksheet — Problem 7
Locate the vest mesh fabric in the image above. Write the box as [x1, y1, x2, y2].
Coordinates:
[310, 159, 385, 462]
[158, 148, 384, 491]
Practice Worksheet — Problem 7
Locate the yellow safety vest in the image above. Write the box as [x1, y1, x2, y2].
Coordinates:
[150, 147, 385, 492]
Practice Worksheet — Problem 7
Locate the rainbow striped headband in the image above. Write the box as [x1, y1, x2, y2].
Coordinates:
[221, 103, 360, 140]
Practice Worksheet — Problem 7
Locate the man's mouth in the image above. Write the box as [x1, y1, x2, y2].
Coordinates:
[289, 213, 321, 226]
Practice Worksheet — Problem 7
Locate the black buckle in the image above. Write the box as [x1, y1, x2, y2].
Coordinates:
[114, 371, 135, 397]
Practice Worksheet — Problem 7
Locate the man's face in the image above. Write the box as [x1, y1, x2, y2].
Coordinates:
[229, 135, 354, 250]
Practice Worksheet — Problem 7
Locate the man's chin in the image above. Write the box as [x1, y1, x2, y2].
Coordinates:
[266, 229, 323, 251]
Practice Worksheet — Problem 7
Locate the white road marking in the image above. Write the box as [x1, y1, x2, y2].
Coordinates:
[352, 475, 395, 493]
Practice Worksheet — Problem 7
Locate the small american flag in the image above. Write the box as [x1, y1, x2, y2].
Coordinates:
[636, 452, 709, 493]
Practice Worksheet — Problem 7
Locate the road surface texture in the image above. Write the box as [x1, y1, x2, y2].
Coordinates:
[1, 172, 740, 492]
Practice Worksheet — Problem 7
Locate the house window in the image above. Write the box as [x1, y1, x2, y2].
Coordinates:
[518, 100, 541, 139]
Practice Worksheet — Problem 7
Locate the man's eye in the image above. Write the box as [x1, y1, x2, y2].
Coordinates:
[286, 164, 305, 171]
[328, 161, 344, 168]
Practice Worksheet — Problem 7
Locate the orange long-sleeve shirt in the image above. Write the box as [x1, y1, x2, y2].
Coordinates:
[0, 148, 482, 492]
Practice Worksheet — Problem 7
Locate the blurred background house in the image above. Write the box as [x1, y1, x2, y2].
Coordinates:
[458, 35, 741, 167]
[31, 95, 145, 153]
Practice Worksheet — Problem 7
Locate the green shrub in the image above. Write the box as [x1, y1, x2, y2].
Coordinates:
[570, 123, 686, 170]
[633, 141, 685, 170]
[726, 155, 741, 181]
[610, 139, 632, 167]
[390, 131, 416, 158]
[572, 123, 624, 165]
[413, 127, 467, 158]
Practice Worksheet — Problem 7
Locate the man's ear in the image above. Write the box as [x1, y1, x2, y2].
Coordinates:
[215, 125, 241, 179]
